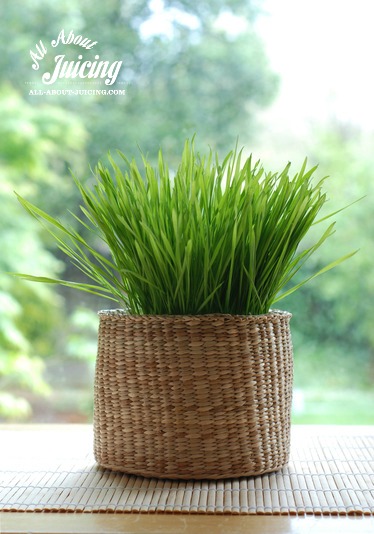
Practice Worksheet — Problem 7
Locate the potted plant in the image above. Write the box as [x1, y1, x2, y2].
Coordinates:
[15, 139, 355, 479]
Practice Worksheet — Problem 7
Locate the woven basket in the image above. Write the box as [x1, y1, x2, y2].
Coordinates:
[93, 310, 293, 479]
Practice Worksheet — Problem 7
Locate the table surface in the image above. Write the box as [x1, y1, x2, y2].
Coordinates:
[1, 425, 373, 534]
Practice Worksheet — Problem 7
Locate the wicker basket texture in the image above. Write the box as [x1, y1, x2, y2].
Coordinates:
[94, 310, 293, 479]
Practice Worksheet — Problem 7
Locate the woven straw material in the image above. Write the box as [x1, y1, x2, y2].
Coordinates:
[94, 310, 293, 479]
[1, 426, 373, 515]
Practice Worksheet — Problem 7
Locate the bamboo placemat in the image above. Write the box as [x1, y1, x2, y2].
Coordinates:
[0, 426, 373, 515]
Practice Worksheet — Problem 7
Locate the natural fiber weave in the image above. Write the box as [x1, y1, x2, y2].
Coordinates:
[1, 426, 373, 515]
[94, 310, 293, 479]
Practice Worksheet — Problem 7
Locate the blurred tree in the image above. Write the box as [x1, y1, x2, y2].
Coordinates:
[0, 85, 87, 419]
[283, 123, 373, 390]
[0, 0, 278, 162]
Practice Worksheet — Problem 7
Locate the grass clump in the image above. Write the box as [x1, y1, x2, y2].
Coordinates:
[15, 139, 355, 315]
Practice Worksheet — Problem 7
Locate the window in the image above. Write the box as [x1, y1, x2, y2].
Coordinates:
[1, 0, 372, 426]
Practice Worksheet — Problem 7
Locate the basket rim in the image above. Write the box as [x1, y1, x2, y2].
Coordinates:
[97, 309, 292, 321]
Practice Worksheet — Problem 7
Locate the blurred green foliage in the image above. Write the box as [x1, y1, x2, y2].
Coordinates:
[291, 389, 374, 425]
[0, 0, 277, 162]
[284, 125, 373, 402]
[0, 86, 87, 418]
[0, 0, 278, 420]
